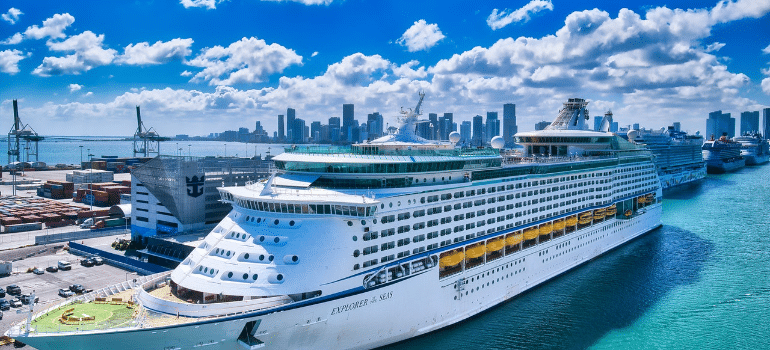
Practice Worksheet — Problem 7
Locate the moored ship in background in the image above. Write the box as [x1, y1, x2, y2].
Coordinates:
[8, 95, 662, 350]
[702, 133, 745, 173]
[733, 132, 769, 165]
[622, 127, 706, 190]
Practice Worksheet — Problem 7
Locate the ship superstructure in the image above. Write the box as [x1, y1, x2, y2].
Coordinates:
[8, 96, 662, 350]
[622, 128, 706, 189]
[733, 132, 769, 165]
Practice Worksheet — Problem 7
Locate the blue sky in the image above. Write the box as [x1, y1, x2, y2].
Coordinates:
[1, 0, 769, 136]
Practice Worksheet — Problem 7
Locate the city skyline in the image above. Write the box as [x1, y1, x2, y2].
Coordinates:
[0, 0, 769, 136]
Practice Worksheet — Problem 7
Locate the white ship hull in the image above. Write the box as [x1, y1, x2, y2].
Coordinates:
[17, 204, 661, 350]
[659, 166, 706, 190]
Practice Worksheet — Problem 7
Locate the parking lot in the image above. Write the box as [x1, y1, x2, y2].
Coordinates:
[0, 246, 140, 337]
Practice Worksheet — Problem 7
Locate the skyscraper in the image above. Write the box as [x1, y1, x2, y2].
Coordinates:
[763, 108, 770, 138]
[286, 108, 296, 142]
[439, 113, 454, 140]
[485, 112, 499, 143]
[293, 118, 305, 143]
[367, 112, 384, 139]
[740, 111, 759, 134]
[460, 121, 471, 144]
[472, 115, 483, 146]
[329, 117, 341, 142]
[535, 121, 550, 130]
[593, 116, 603, 131]
[277, 114, 285, 141]
[342, 104, 354, 142]
[311, 121, 322, 142]
[706, 110, 735, 139]
[502, 103, 517, 145]
[429, 113, 439, 140]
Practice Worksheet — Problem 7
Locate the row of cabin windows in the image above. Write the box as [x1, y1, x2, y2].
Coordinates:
[233, 198, 376, 218]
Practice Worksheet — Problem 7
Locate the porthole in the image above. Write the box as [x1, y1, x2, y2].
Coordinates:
[243, 273, 248, 280]
[361, 220, 366, 225]
[269, 255, 274, 262]
[236, 233, 240, 238]
[277, 274, 283, 281]
[289, 220, 295, 226]
[204, 267, 208, 273]
[389, 203, 393, 208]
[256, 218, 261, 223]
[198, 266, 202, 271]
[245, 216, 250, 221]
[252, 274, 258, 280]
[347, 221, 353, 226]
[421, 197, 425, 204]
[373, 218, 377, 224]
[397, 201, 401, 206]
[352, 236, 357, 241]
[292, 255, 299, 262]
[259, 236, 265, 242]
[226, 251, 230, 256]
[215, 248, 220, 254]
[210, 270, 214, 275]
[381, 204, 385, 209]
[259, 255, 265, 261]
[353, 264, 360, 270]
[274, 219, 279, 225]
[244, 253, 250, 260]
[228, 272, 233, 278]
[353, 250, 360, 257]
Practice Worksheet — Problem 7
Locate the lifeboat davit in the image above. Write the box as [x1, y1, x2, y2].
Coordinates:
[465, 244, 486, 259]
[578, 211, 593, 224]
[439, 251, 464, 268]
[486, 238, 505, 252]
[565, 215, 578, 226]
[624, 209, 632, 217]
[539, 222, 553, 235]
[593, 208, 605, 220]
[552, 219, 566, 231]
[523, 227, 539, 240]
[606, 204, 617, 216]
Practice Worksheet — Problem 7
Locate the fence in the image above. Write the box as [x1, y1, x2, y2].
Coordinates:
[34, 227, 129, 245]
[68, 241, 170, 275]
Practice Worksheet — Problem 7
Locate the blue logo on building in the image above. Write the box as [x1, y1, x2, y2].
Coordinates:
[186, 175, 205, 198]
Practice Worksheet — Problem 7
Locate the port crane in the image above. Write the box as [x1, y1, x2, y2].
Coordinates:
[133, 106, 168, 157]
[7, 99, 44, 165]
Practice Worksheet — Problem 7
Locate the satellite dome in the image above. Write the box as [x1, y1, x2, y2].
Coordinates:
[449, 131, 461, 143]
[490, 136, 505, 149]
[626, 130, 639, 141]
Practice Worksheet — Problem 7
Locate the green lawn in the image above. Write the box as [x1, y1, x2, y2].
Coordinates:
[31, 302, 135, 333]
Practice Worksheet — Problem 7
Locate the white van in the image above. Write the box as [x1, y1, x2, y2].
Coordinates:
[57, 261, 72, 271]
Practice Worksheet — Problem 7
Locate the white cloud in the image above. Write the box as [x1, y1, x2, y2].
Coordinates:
[710, 0, 770, 23]
[1, 33, 23, 45]
[180, 70, 193, 77]
[68, 83, 82, 92]
[33, 31, 117, 76]
[84, 92, 93, 97]
[186, 37, 302, 85]
[487, 0, 554, 30]
[2, 8, 22, 25]
[0, 49, 26, 74]
[180, 0, 222, 10]
[262, 0, 335, 4]
[763, 77, 770, 95]
[763, 43, 770, 54]
[24, 13, 75, 40]
[705, 42, 726, 52]
[117, 38, 193, 65]
[311, 51, 318, 57]
[397, 20, 445, 52]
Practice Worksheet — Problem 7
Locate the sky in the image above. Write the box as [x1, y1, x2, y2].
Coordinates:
[0, 0, 769, 137]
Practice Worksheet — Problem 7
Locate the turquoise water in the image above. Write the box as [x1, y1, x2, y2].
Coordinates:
[0, 138, 288, 165]
[390, 166, 770, 349]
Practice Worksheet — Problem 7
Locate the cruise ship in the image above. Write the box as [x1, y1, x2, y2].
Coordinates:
[622, 127, 705, 190]
[702, 133, 745, 173]
[8, 95, 662, 350]
[733, 132, 769, 165]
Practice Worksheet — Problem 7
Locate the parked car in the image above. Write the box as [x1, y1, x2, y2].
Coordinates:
[19, 294, 38, 305]
[46, 265, 58, 272]
[69, 284, 85, 294]
[0, 287, 5, 298]
[80, 258, 94, 267]
[58, 289, 74, 298]
[6, 285, 21, 296]
[0, 299, 9, 311]
[32, 267, 44, 275]
[9, 299, 22, 308]
[92, 257, 104, 265]
[58, 261, 72, 271]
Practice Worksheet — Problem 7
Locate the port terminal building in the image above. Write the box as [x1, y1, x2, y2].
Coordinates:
[130, 156, 272, 267]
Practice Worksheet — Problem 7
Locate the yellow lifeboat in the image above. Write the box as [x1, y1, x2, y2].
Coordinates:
[506, 233, 523, 246]
[439, 251, 464, 268]
[486, 238, 505, 252]
[539, 222, 553, 235]
[465, 244, 486, 260]
[523, 226, 539, 240]
[637, 196, 647, 204]
[578, 211, 593, 224]
[646, 193, 655, 202]
[593, 208, 605, 220]
[565, 215, 578, 226]
[606, 204, 617, 216]
[552, 219, 566, 231]
[624, 209, 632, 217]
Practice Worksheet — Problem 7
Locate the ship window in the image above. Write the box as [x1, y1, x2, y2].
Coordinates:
[228, 272, 233, 278]
[274, 219, 279, 225]
[226, 251, 231, 256]
[290, 220, 295, 226]
[269, 255, 274, 262]
[274, 237, 280, 243]
[243, 273, 248, 280]
[259, 255, 265, 261]
[277, 274, 283, 281]
[244, 253, 249, 259]
[253, 274, 258, 280]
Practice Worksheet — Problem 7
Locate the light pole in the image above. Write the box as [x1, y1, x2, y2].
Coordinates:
[79, 145, 83, 167]
[224, 143, 227, 158]
[88, 151, 94, 210]
[176, 143, 179, 157]
[188, 144, 191, 157]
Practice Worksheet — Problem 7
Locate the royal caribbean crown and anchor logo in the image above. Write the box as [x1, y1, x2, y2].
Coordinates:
[186, 175, 205, 198]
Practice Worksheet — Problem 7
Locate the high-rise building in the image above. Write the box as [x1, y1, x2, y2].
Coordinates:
[342, 104, 354, 142]
[286, 108, 296, 142]
[535, 121, 550, 130]
[329, 117, 341, 142]
[502, 103, 517, 145]
[367, 112, 384, 139]
[706, 110, 735, 139]
[484, 112, 499, 143]
[277, 114, 285, 141]
[439, 113, 454, 140]
[472, 115, 484, 146]
[672, 122, 681, 132]
[292, 118, 305, 143]
[593, 116, 603, 131]
[740, 111, 759, 134]
[610, 122, 619, 133]
[429, 113, 439, 140]
[311, 121, 322, 142]
[460, 121, 471, 144]
[763, 108, 770, 138]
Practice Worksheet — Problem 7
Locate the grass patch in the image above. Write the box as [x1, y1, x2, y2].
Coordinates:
[31, 302, 135, 333]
